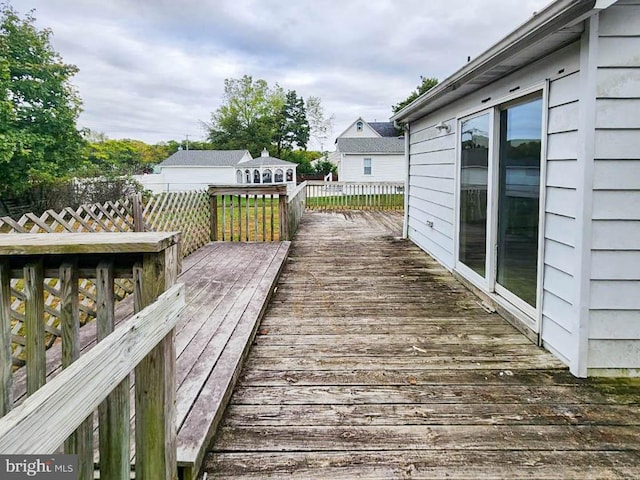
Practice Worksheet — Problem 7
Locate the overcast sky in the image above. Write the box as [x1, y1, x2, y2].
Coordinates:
[21, 0, 551, 150]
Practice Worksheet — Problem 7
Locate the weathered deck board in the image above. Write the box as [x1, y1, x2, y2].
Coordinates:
[206, 211, 640, 479]
[176, 242, 290, 480]
[207, 451, 640, 480]
[11, 240, 290, 479]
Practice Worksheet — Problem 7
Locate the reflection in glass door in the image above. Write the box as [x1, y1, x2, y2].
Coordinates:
[496, 98, 542, 307]
[459, 114, 490, 278]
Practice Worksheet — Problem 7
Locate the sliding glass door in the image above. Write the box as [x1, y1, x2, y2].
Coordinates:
[457, 94, 543, 315]
[496, 98, 542, 308]
[458, 113, 490, 279]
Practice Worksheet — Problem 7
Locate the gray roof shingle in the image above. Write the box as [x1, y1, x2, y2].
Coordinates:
[368, 121, 400, 137]
[158, 150, 249, 167]
[336, 137, 404, 154]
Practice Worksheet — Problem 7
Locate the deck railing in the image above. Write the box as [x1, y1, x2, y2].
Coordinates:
[0, 192, 208, 368]
[305, 181, 405, 210]
[0, 232, 184, 480]
[209, 184, 292, 241]
[286, 181, 307, 240]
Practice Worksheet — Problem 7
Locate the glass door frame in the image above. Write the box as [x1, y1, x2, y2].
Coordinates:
[453, 108, 495, 293]
[453, 82, 549, 332]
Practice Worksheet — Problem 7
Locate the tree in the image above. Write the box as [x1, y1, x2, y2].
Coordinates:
[205, 76, 332, 159]
[392, 76, 438, 114]
[80, 134, 166, 176]
[273, 90, 309, 157]
[306, 96, 334, 151]
[313, 158, 337, 176]
[283, 149, 321, 175]
[0, 3, 84, 196]
[205, 75, 284, 157]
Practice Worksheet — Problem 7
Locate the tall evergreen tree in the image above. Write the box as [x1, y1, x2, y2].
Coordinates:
[273, 90, 309, 157]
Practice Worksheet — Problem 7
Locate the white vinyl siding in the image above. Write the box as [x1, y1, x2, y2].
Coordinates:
[542, 68, 581, 363]
[406, 41, 582, 367]
[407, 119, 457, 268]
[588, 2, 640, 371]
[403, 4, 640, 375]
[340, 121, 380, 138]
[157, 166, 236, 191]
[339, 154, 405, 182]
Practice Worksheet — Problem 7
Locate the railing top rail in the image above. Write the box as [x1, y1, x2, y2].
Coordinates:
[287, 181, 308, 203]
[0, 283, 185, 454]
[208, 184, 288, 196]
[305, 180, 404, 186]
[0, 232, 181, 256]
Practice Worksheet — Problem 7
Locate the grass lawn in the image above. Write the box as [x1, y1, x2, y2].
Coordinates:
[215, 195, 281, 241]
[307, 193, 404, 210]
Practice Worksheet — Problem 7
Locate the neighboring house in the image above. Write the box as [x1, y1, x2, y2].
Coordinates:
[136, 149, 297, 192]
[332, 118, 405, 182]
[391, 0, 639, 377]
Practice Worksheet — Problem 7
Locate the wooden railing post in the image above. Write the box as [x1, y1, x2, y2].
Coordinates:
[0, 260, 11, 417]
[279, 193, 289, 241]
[132, 193, 145, 232]
[60, 261, 93, 480]
[24, 260, 45, 396]
[97, 261, 131, 479]
[135, 242, 179, 480]
[210, 194, 218, 241]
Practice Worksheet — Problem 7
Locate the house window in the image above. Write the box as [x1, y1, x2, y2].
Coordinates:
[253, 169, 260, 183]
[262, 169, 272, 183]
[245, 169, 251, 183]
[275, 169, 284, 182]
[356, 121, 363, 132]
[363, 158, 372, 175]
[286, 169, 294, 181]
[236, 170, 243, 183]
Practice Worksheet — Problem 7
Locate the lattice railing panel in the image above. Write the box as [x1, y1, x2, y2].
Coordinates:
[143, 191, 210, 256]
[1, 199, 136, 366]
[2, 191, 211, 365]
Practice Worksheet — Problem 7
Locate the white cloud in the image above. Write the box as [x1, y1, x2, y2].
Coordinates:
[21, 0, 551, 146]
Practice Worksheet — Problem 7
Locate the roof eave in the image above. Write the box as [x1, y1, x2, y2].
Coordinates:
[391, 0, 603, 123]
[342, 151, 404, 155]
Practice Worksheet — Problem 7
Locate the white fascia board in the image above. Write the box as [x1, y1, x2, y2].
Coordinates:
[391, 0, 600, 123]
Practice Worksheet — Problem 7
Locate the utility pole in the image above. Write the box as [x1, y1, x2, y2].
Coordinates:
[185, 134, 190, 151]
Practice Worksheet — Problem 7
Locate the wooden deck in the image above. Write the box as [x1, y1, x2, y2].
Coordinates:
[205, 211, 640, 479]
[10, 240, 290, 480]
[174, 241, 290, 479]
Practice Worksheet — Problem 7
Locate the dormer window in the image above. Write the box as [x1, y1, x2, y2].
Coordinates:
[356, 121, 363, 132]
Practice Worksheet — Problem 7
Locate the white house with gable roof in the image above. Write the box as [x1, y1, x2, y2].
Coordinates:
[330, 118, 405, 182]
[136, 148, 297, 192]
[391, 0, 640, 377]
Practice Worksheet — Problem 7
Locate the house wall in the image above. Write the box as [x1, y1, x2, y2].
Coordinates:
[340, 153, 406, 182]
[587, 2, 640, 373]
[327, 150, 341, 168]
[406, 40, 583, 368]
[159, 166, 235, 191]
[340, 121, 380, 138]
[133, 173, 168, 193]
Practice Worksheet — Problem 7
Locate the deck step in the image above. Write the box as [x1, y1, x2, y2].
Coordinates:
[175, 242, 290, 480]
